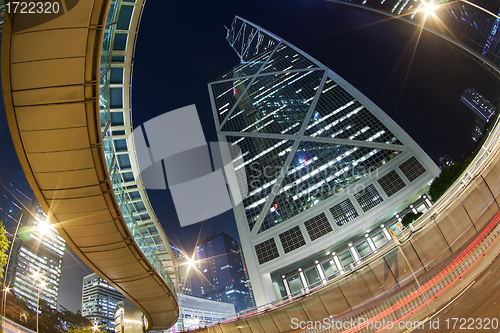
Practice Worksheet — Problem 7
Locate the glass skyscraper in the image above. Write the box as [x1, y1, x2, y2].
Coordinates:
[82, 273, 124, 331]
[170, 245, 193, 295]
[461, 87, 496, 123]
[196, 232, 254, 312]
[1, 172, 65, 310]
[209, 16, 440, 306]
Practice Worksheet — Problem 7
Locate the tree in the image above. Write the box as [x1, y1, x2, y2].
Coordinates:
[68, 327, 94, 333]
[0, 221, 10, 278]
[429, 160, 470, 202]
[401, 212, 423, 227]
[4, 293, 93, 333]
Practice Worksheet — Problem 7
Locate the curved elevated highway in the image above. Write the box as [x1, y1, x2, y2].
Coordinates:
[1, 0, 178, 330]
[186, 116, 500, 333]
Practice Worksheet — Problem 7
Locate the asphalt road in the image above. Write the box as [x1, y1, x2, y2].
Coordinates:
[406, 243, 500, 332]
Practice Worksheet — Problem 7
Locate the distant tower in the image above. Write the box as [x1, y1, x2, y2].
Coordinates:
[170, 245, 193, 295]
[1, 171, 65, 310]
[82, 273, 123, 331]
[460, 87, 496, 123]
[196, 232, 254, 312]
[438, 155, 454, 169]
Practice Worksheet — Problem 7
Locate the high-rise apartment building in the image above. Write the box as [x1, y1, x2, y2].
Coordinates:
[461, 87, 496, 123]
[82, 273, 123, 331]
[170, 245, 193, 295]
[196, 232, 254, 312]
[1, 172, 65, 310]
[209, 16, 440, 306]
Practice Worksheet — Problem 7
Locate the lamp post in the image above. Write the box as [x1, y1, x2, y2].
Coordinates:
[32, 271, 46, 333]
[0, 210, 25, 330]
[2, 287, 9, 318]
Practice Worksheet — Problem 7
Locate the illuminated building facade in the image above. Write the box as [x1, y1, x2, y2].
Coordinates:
[209, 16, 440, 306]
[1, 172, 65, 310]
[170, 245, 193, 295]
[196, 232, 254, 312]
[173, 294, 235, 331]
[82, 273, 124, 331]
[461, 87, 496, 123]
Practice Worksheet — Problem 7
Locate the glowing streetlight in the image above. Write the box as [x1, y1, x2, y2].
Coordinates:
[186, 257, 196, 269]
[2, 287, 10, 318]
[92, 322, 100, 332]
[35, 218, 51, 236]
[422, 1, 436, 17]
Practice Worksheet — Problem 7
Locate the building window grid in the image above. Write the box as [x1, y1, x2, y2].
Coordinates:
[260, 44, 317, 73]
[212, 77, 252, 124]
[221, 70, 324, 135]
[377, 170, 406, 197]
[329, 199, 359, 227]
[305, 86, 401, 145]
[255, 238, 280, 265]
[225, 135, 294, 230]
[260, 145, 399, 232]
[304, 213, 333, 241]
[279, 226, 306, 253]
[399, 156, 426, 182]
[354, 184, 384, 212]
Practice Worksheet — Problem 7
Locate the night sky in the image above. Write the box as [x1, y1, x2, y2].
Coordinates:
[132, 0, 500, 255]
[1, 0, 500, 312]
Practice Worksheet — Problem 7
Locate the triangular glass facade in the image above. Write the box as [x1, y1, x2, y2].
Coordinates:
[210, 17, 420, 235]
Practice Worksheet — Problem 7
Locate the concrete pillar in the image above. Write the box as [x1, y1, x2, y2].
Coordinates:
[382, 227, 392, 240]
[367, 237, 377, 252]
[282, 276, 291, 296]
[333, 255, 344, 274]
[299, 271, 309, 293]
[349, 244, 360, 264]
[262, 273, 277, 303]
[120, 299, 144, 333]
[316, 263, 327, 285]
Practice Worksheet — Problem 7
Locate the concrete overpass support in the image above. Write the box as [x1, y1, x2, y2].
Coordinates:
[186, 131, 500, 332]
[1, 2, 178, 330]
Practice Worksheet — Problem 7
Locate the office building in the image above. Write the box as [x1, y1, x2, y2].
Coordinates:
[172, 294, 235, 331]
[209, 16, 440, 306]
[461, 87, 496, 123]
[438, 155, 454, 170]
[196, 232, 254, 312]
[170, 245, 193, 295]
[82, 273, 123, 331]
[1, 172, 65, 310]
[471, 118, 485, 142]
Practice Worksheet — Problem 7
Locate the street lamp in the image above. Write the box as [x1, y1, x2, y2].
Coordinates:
[92, 322, 100, 332]
[32, 272, 46, 333]
[2, 287, 10, 318]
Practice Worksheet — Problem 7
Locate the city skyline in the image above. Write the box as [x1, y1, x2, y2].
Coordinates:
[1, 0, 500, 316]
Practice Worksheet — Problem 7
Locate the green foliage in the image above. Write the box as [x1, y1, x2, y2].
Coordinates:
[0, 221, 10, 279]
[4, 293, 92, 333]
[429, 160, 471, 203]
[68, 327, 94, 333]
[401, 212, 423, 227]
